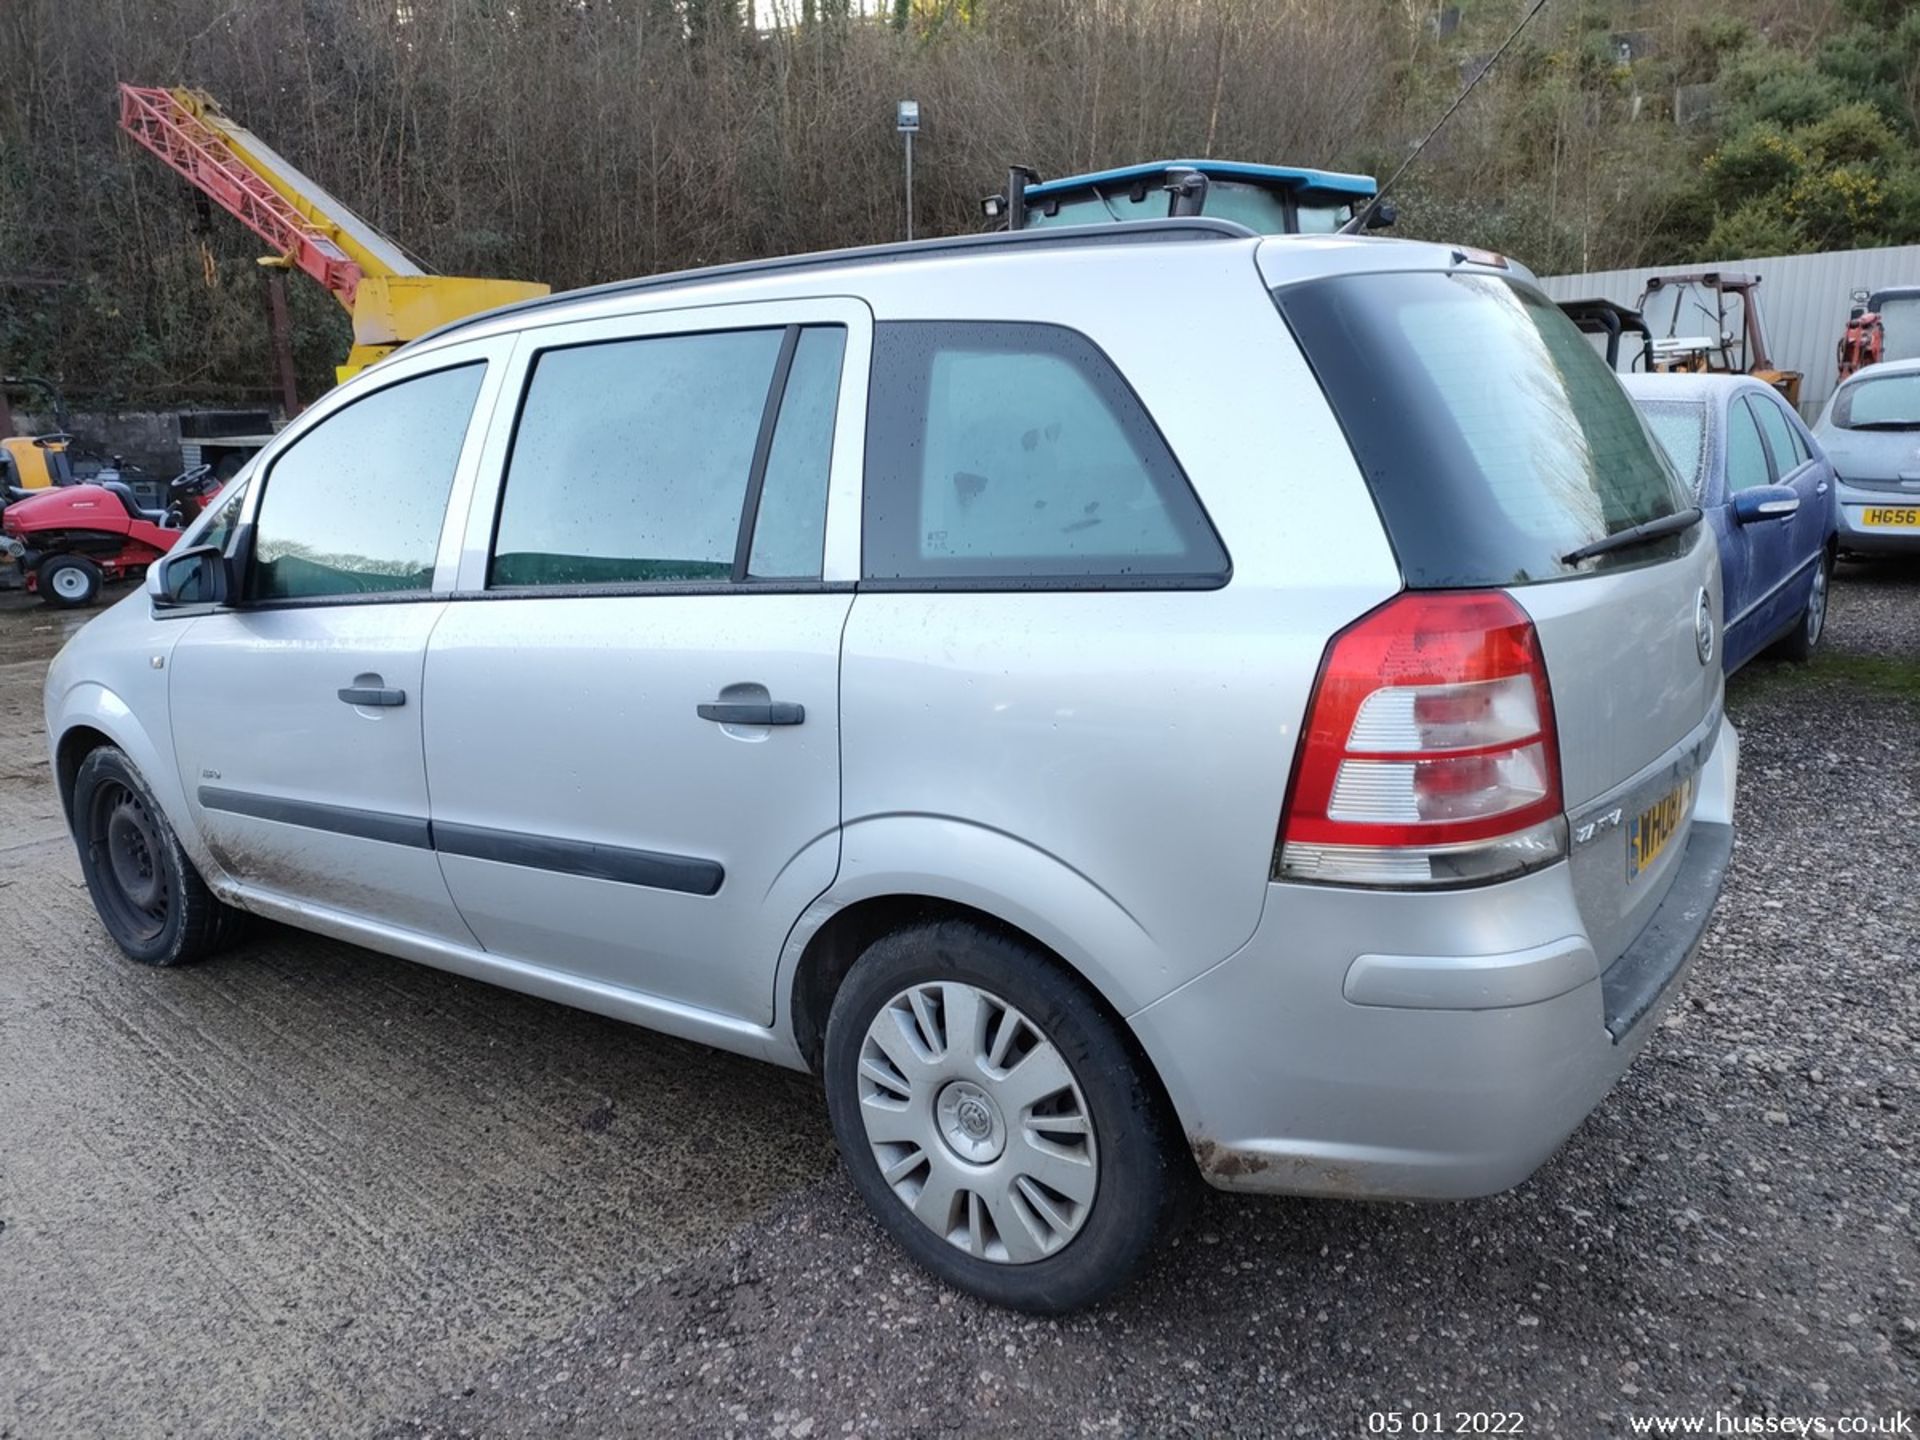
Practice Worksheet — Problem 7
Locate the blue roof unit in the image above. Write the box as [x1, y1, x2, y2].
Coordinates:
[1023, 158, 1377, 201]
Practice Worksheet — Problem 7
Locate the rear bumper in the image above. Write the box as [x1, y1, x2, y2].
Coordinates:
[1836, 491, 1920, 554]
[1131, 720, 1737, 1201]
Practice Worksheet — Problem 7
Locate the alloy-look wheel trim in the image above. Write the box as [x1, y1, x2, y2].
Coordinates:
[856, 981, 1098, 1265]
[1806, 562, 1828, 645]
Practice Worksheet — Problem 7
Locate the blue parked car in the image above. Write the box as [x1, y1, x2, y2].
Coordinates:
[1622, 374, 1838, 672]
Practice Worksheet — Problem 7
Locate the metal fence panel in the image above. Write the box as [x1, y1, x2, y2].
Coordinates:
[1540, 245, 1920, 418]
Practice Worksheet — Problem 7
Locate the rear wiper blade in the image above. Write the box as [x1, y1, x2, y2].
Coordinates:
[1560, 507, 1702, 566]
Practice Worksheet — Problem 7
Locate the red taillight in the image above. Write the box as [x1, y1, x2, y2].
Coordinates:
[1277, 591, 1567, 887]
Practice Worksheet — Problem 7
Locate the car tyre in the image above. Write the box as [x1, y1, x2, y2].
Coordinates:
[40, 554, 101, 608]
[1777, 549, 1832, 663]
[823, 920, 1190, 1313]
[72, 746, 240, 966]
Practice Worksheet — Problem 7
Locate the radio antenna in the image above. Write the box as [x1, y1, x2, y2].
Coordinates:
[1341, 0, 1557, 234]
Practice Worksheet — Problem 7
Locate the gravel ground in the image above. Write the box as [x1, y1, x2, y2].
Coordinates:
[3, 568, 1916, 1439]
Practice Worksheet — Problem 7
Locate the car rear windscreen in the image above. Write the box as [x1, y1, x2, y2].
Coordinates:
[1832, 371, 1920, 429]
[1271, 271, 1691, 587]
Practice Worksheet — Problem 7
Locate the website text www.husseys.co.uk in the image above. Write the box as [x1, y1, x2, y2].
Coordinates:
[1627, 1413, 1912, 1437]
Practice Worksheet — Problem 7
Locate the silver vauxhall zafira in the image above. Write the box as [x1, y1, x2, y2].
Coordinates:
[45, 220, 1737, 1312]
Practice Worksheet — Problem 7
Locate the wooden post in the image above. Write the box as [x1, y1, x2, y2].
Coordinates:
[264, 269, 301, 418]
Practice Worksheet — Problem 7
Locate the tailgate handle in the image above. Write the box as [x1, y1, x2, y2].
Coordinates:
[697, 700, 804, 726]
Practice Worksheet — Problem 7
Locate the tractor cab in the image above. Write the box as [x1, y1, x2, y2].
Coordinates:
[1637, 272, 1803, 409]
[981, 159, 1387, 236]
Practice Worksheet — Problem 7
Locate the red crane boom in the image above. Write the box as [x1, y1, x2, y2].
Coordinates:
[117, 84, 365, 306]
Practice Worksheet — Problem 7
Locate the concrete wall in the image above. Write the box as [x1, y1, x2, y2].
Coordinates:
[1540, 243, 1920, 419]
[12, 409, 185, 476]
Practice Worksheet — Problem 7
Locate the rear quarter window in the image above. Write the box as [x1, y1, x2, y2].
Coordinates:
[861, 321, 1228, 588]
[1272, 271, 1691, 587]
[1635, 401, 1709, 501]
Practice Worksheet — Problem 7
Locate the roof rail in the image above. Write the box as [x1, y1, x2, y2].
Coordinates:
[407, 217, 1257, 351]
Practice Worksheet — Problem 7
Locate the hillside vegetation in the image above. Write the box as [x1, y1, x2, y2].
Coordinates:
[2, 0, 1918, 402]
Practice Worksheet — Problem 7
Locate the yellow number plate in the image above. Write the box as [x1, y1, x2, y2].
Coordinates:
[1861, 506, 1920, 527]
[1628, 779, 1692, 881]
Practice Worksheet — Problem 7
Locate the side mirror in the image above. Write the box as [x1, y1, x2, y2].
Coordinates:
[1162, 167, 1210, 218]
[1363, 201, 1398, 231]
[152, 544, 232, 608]
[1731, 484, 1799, 524]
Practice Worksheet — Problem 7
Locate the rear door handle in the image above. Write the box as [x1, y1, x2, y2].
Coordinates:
[338, 685, 406, 707]
[697, 700, 805, 726]
[1816, 481, 1830, 495]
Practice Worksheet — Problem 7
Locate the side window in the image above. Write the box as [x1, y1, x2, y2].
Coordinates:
[1726, 400, 1773, 494]
[490, 325, 844, 587]
[1785, 407, 1812, 465]
[749, 327, 846, 579]
[1751, 395, 1805, 477]
[862, 321, 1227, 584]
[250, 364, 485, 600]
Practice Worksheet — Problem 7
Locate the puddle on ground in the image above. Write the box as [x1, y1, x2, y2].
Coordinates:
[0, 584, 135, 665]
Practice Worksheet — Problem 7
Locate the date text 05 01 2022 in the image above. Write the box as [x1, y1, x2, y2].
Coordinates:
[1366, 1414, 1527, 1436]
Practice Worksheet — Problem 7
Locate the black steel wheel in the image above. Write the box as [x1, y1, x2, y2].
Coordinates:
[90, 776, 171, 945]
[71, 746, 239, 966]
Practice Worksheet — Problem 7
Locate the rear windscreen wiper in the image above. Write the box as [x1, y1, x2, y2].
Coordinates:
[1561, 507, 1702, 567]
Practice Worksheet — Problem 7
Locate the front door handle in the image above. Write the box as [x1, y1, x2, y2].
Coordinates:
[338, 684, 406, 707]
[697, 700, 804, 726]
[1816, 480, 1829, 495]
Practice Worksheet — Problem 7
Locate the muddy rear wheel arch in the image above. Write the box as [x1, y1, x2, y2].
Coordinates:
[787, 893, 1196, 1176]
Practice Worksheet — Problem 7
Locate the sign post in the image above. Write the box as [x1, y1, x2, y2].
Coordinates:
[897, 100, 920, 242]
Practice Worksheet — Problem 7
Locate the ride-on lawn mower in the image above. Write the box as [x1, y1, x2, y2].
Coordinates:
[1, 465, 222, 607]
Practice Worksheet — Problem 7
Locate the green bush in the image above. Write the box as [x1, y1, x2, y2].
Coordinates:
[1703, 123, 1804, 207]
[1800, 102, 1902, 168]
[1701, 198, 1800, 261]
[1785, 165, 1888, 247]
[1720, 48, 1849, 130]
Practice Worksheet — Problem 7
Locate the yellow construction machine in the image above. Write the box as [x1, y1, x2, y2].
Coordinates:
[0, 377, 78, 492]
